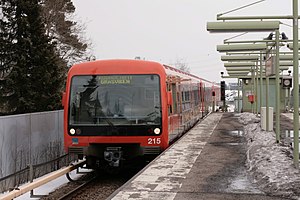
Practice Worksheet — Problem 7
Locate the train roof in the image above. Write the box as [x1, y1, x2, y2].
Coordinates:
[163, 64, 217, 85]
[68, 59, 165, 76]
[68, 59, 217, 86]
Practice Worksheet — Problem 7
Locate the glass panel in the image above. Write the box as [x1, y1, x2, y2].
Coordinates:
[69, 75, 161, 126]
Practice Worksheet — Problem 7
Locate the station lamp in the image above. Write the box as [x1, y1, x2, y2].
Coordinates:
[220, 71, 224, 78]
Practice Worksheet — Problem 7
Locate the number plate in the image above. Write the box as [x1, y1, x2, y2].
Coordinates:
[148, 138, 161, 145]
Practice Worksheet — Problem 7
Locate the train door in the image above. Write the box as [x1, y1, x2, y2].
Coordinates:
[167, 80, 178, 115]
[167, 78, 180, 143]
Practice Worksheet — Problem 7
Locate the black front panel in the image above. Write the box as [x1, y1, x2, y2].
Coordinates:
[68, 74, 162, 136]
[68, 125, 162, 136]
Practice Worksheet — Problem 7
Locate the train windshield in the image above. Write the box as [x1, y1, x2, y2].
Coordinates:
[69, 75, 161, 126]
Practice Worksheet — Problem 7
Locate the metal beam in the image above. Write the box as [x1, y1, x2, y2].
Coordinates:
[279, 67, 290, 71]
[217, 44, 267, 52]
[224, 62, 256, 67]
[227, 73, 250, 76]
[221, 75, 251, 78]
[226, 67, 251, 71]
[279, 54, 300, 60]
[279, 61, 294, 66]
[217, 15, 294, 20]
[224, 40, 291, 44]
[221, 55, 259, 61]
[207, 21, 280, 32]
[226, 71, 251, 74]
[287, 42, 300, 49]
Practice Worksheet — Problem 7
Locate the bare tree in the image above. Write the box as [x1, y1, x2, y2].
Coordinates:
[173, 58, 190, 73]
[40, 0, 93, 66]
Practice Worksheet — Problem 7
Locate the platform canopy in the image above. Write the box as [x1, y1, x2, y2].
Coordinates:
[226, 67, 252, 71]
[224, 62, 256, 67]
[279, 54, 300, 60]
[217, 44, 267, 52]
[287, 42, 300, 50]
[226, 71, 250, 76]
[221, 55, 259, 61]
[207, 21, 280, 32]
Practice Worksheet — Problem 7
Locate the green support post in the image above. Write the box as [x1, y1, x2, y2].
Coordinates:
[275, 30, 280, 143]
[255, 61, 259, 114]
[237, 78, 240, 112]
[260, 52, 263, 109]
[251, 65, 255, 113]
[293, 0, 299, 169]
[266, 76, 269, 131]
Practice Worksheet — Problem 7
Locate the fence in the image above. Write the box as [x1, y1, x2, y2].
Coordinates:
[0, 110, 72, 193]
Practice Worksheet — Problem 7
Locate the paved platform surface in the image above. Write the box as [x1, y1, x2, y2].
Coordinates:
[108, 113, 287, 200]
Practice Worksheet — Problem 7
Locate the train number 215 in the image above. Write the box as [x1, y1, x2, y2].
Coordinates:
[148, 138, 161, 145]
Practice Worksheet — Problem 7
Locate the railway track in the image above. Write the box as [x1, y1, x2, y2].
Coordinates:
[40, 164, 146, 200]
[57, 175, 98, 200]
[1, 121, 193, 200]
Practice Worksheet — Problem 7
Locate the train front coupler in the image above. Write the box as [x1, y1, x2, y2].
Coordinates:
[104, 147, 123, 167]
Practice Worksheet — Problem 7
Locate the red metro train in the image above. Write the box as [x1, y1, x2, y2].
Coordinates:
[62, 59, 220, 168]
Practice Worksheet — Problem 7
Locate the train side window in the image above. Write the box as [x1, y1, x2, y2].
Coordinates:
[181, 88, 191, 111]
[167, 82, 172, 115]
[196, 86, 199, 102]
[171, 83, 177, 114]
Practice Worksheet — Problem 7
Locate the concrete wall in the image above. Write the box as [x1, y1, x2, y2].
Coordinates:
[0, 110, 65, 192]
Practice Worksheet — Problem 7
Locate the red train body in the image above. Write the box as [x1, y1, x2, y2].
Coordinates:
[62, 59, 219, 168]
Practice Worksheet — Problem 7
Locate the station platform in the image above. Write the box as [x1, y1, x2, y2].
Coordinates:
[108, 113, 286, 200]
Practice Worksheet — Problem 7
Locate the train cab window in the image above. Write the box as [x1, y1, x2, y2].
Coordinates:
[69, 75, 162, 127]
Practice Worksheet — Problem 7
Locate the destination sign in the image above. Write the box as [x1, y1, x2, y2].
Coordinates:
[99, 76, 132, 84]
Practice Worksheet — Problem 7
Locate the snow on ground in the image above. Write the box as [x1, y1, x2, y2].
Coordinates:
[227, 104, 235, 112]
[225, 90, 240, 102]
[236, 112, 300, 199]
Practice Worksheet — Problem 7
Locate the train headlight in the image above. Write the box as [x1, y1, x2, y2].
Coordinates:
[154, 128, 161, 135]
[70, 128, 76, 135]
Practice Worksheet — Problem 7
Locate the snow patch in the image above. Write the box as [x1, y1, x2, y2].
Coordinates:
[236, 112, 300, 199]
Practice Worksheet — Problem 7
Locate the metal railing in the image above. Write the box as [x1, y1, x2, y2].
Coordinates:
[0, 154, 76, 193]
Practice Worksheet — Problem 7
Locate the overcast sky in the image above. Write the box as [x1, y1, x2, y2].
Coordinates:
[72, 0, 295, 83]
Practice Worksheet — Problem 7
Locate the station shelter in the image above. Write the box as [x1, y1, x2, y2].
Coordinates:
[240, 76, 292, 113]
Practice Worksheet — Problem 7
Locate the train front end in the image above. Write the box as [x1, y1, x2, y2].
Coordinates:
[63, 60, 168, 168]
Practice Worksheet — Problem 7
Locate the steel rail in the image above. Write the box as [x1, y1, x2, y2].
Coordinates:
[57, 175, 98, 200]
